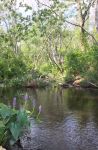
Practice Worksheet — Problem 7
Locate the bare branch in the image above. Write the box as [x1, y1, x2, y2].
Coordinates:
[83, 0, 96, 21]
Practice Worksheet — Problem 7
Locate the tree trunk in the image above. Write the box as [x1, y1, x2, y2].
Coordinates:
[76, 0, 86, 49]
[95, 0, 98, 32]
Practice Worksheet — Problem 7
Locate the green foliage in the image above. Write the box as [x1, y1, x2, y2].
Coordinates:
[85, 45, 98, 83]
[65, 50, 88, 77]
[0, 50, 28, 86]
[0, 103, 29, 147]
[0, 0, 98, 87]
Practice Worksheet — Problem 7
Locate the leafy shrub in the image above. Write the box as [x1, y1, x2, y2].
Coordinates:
[85, 45, 98, 83]
[0, 103, 30, 147]
[0, 49, 27, 85]
[39, 63, 52, 74]
[65, 50, 89, 77]
[32, 69, 42, 79]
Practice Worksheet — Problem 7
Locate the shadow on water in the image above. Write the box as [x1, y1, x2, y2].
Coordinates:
[1, 87, 98, 150]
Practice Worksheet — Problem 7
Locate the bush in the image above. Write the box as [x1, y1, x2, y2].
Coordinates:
[85, 45, 98, 83]
[0, 49, 28, 86]
[0, 103, 30, 147]
[65, 50, 89, 78]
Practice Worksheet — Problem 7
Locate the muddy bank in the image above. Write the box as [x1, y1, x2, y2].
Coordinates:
[61, 77, 98, 89]
[24, 78, 51, 88]
[9, 129, 42, 150]
[4, 130, 40, 150]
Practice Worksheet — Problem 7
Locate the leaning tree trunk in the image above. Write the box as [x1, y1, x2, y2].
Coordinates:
[95, 0, 98, 32]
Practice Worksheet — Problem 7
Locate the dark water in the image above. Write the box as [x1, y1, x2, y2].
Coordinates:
[1, 87, 98, 150]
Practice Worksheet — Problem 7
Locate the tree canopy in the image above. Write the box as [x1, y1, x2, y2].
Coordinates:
[0, 0, 98, 86]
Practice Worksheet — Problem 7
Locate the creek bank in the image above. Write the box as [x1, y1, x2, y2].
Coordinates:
[24, 77, 98, 90]
[6, 129, 42, 150]
[1, 75, 98, 90]
[61, 77, 98, 89]
[24, 79, 50, 88]
[24, 75, 54, 88]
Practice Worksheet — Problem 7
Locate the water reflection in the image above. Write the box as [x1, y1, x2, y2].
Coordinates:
[1, 87, 98, 150]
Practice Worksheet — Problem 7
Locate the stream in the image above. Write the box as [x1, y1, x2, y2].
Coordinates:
[0, 87, 98, 150]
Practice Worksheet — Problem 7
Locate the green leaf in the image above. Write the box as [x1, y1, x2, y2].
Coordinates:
[0, 120, 5, 128]
[17, 109, 29, 127]
[0, 104, 12, 119]
[10, 122, 21, 141]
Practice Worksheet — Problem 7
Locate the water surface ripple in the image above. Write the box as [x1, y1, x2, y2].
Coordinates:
[1, 87, 98, 150]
